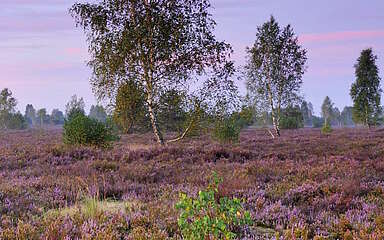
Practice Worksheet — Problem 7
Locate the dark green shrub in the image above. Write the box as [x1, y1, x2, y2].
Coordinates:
[176, 173, 252, 239]
[212, 118, 240, 144]
[280, 106, 304, 129]
[63, 114, 118, 148]
[157, 89, 188, 133]
[231, 106, 255, 129]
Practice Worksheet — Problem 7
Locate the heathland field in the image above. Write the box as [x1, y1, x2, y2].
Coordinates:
[1, 128, 384, 239]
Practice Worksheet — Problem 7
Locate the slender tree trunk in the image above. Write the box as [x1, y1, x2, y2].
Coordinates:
[123, 119, 133, 134]
[146, 91, 164, 145]
[267, 86, 280, 138]
[267, 127, 275, 139]
[273, 117, 280, 137]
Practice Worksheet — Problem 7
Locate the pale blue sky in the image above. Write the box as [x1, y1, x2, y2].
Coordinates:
[1, 0, 384, 115]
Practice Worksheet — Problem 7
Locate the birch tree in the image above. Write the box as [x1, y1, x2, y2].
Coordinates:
[321, 96, 333, 126]
[245, 16, 307, 138]
[70, 0, 237, 144]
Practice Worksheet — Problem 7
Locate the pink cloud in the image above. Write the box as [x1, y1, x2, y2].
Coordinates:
[64, 47, 85, 56]
[299, 30, 384, 43]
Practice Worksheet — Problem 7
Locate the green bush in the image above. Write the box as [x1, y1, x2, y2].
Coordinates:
[280, 106, 304, 129]
[213, 118, 240, 144]
[321, 121, 333, 134]
[280, 116, 302, 129]
[176, 173, 252, 240]
[231, 106, 255, 129]
[63, 114, 118, 148]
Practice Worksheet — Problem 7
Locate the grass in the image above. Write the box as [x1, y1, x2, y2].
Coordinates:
[45, 197, 134, 218]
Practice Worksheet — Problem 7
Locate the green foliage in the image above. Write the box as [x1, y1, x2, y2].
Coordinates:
[176, 173, 252, 240]
[63, 114, 118, 148]
[0, 88, 18, 129]
[0, 89, 27, 130]
[280, 105, 304, 129]
[0, 88, 17, 113]
[6, 112, 27, 130]
[82, 197, 102, 219]
[245, 16, 307, 137]
[350, 48, 382, 127]
[113, 81, 148, 134]
[89, 105, 107, 123]
[157, 89, 188, 133]
[180, 102, 211, 138]
[321, 121, 333, 134]
[65, 95, 85, 121]
[70, 0, 237, 144]
[321, 96, 334, 126]
[312, 116, 324, 128]
[231, 105, 255, 129]
[36, 108, 50, 126]
[213, 118, 241, 144]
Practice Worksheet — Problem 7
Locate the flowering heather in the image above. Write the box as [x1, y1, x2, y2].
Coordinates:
[1, 128, 384, 239]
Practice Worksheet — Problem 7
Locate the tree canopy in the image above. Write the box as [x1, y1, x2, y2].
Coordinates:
[0, 88, 17, 114]
[89, 105, 108, 123]
[245, 16, 307, 138]
[70, 0, 238, 144]
[25, 104, 36, 126]
[112, 80, 148, 134]
[0, 88, 18, 129]
[321, 96, 334, 125]
[65, 95, 86, 120]
[350, 48, 382, 127]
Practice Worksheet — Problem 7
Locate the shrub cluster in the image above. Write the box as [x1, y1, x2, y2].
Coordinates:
[280, 106, 304, 129]
[63, 114, 118, 148]
[176, 173, 252, 239]
[212, 118, 241, 144]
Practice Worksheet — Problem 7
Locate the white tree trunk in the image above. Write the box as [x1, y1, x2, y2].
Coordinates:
[146, 92, 164, 145]
[271, 111, 280, 137]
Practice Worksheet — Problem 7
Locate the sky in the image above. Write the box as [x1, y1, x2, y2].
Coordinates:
[1, 0, 384, 115]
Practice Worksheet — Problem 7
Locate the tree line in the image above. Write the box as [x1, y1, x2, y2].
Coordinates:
[0, 92, 108, 130]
